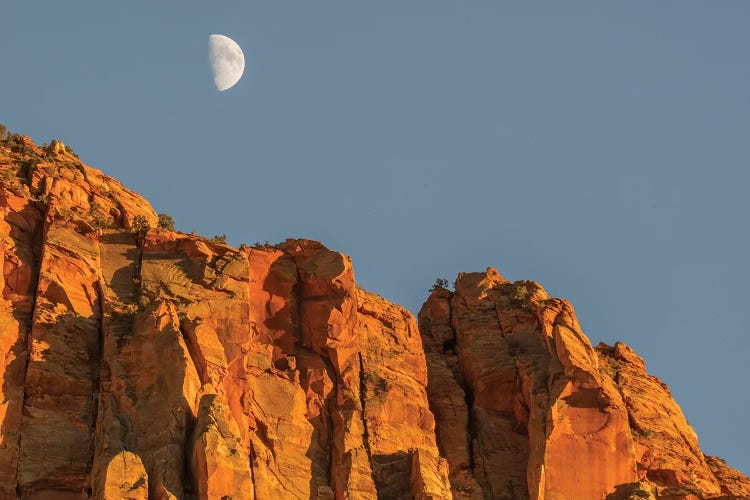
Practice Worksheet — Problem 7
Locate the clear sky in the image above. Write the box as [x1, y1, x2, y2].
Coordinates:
[3, 2, 749, 474]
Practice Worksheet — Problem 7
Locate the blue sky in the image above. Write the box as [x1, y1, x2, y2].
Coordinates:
[3, 2, 749, 474]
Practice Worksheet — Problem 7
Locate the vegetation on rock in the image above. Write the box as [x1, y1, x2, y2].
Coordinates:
[157, 213, 175, 231]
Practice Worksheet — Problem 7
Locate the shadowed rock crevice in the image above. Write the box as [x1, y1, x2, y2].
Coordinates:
[179, 320, 211, 386]
[357, 352, 374, 464]
[84, 279, 106, 497]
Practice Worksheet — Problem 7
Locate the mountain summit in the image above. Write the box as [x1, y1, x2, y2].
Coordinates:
[0, 132, 747, 499]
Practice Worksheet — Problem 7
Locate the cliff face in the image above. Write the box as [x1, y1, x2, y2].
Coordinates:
[0, 135, 448, 500]
[418, 272, 750, 500]
[0, 134, 747, 500]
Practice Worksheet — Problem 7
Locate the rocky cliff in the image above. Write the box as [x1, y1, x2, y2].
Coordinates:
[0, 132, 747, 500]
[418, 274, 749, 500]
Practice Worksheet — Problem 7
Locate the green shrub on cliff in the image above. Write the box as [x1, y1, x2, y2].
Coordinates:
[131, 215, 150, 233]
[157, 213, 175, 231]
[430, 277, 449, 291]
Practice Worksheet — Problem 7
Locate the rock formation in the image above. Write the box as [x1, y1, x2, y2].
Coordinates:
[418, 272, 750, 500]
[0, 132, 747, 499]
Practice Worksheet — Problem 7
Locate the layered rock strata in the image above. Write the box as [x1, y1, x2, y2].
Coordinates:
[0, 134, 748, 499]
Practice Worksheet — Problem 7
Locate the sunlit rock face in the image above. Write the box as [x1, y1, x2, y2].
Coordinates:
[419, 271, 637, 500]
[418, 271, 750, 500]
[0, 135, 449, 500]
[0, 134, 747, 499]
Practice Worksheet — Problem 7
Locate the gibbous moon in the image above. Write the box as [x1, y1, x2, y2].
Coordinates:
[208, 34, 245, 92]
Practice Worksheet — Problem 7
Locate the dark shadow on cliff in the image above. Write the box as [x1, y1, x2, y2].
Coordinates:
[606, 482, 653, 500]
[371, 452, 411, 499]
[9, 310, 101, 497]
[98, 231, 139, 303]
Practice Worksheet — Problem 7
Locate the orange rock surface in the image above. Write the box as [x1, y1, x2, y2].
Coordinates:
[419, 271, 637, 500]
[0, 133, 747, 499]
[418, 270, 750, 500]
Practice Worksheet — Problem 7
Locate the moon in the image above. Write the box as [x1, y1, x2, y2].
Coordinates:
[208, 34, 245, 92]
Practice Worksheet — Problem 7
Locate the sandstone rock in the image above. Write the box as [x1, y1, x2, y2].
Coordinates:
[0, 189, 43, 499]
[191, 392, 253, 500]
[704, 455, 750, 498]
[45, 140, 67, 156]
[18, 219, 102, 496]
[418, 269, 750, 500]
[99, 451, 148, 500]
[356, 289, 451, 498]
[418, 287, 482, 499]
[0, 134, 747, 499]
[410, 449, 452, 500]
[279, 239, 376, 498]
[596, 342, 749, 499]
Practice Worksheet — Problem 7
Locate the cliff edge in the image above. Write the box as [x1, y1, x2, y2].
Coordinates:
[0, 132, 747, 499]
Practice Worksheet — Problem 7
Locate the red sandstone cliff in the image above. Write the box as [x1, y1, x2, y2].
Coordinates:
[418, 274, 750, 500]
[0, 132, 747, 499]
